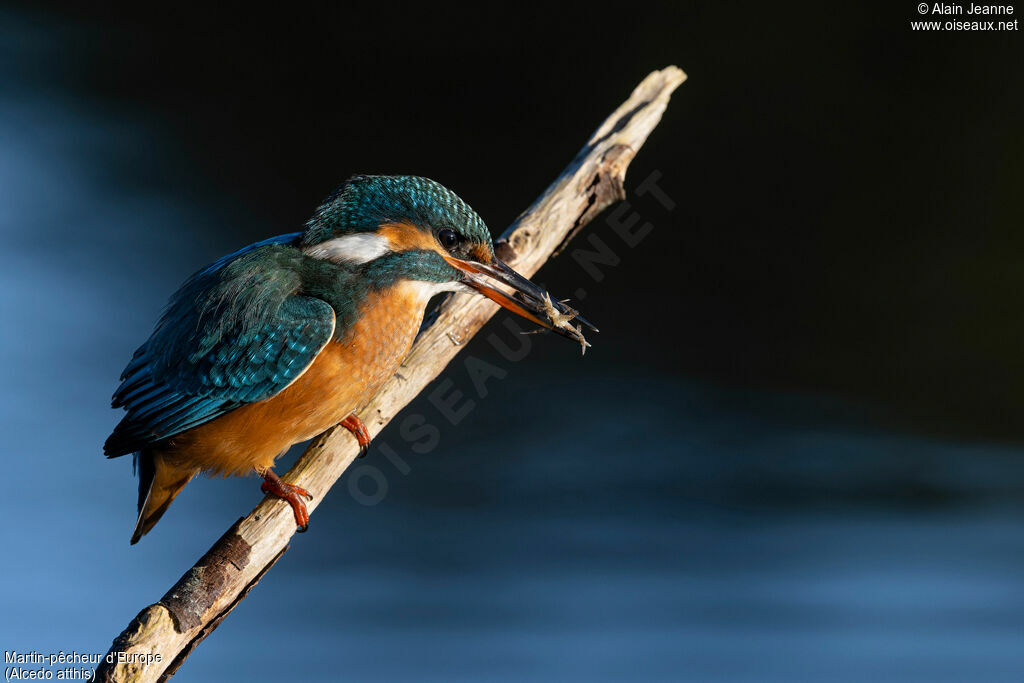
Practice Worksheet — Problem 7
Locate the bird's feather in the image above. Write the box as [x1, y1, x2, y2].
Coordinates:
[104, 235, 337, 456]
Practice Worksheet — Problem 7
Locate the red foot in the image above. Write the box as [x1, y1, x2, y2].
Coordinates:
[261, 469, 313, 532]
[339, 414, 372, 458]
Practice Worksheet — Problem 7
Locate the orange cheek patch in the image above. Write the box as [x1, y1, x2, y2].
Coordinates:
[379, 222, 493, 264]
[378, 222, 443, 253]
[471, 243, 494, 264]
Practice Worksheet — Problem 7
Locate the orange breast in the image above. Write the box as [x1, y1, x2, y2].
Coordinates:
[157, 281, 434, 477]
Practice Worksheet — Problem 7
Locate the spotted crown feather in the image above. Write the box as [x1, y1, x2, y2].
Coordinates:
[302, 175, 491, 246]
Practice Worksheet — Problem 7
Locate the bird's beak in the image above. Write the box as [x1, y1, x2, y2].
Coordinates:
[443, 255, 598, 352]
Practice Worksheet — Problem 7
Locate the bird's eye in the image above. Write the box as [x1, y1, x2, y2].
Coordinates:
[437, 228, 459, 250]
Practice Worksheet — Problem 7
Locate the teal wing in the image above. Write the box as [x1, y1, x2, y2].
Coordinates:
[104, 238, 336, 456]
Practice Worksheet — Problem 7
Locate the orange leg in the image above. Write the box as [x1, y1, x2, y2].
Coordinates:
[261, 469, 313, 533]
[339, 413, 372, 458]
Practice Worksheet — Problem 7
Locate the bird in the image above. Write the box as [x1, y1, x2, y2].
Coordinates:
[104, 175, 595, 544]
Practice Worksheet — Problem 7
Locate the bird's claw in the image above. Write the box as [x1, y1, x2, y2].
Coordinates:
[339, 413, 372, 459]
[260, 470, 312, 532]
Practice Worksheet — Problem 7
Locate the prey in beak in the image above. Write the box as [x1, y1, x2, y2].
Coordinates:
[443, 255, 598, 353]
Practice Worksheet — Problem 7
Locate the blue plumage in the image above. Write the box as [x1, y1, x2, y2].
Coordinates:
[197, 231, 302, 276]
[302, 175, 490, 246]
[104, 241, 337, 456]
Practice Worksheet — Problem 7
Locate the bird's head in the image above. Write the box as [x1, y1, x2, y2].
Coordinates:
[300, 175, 595, 348]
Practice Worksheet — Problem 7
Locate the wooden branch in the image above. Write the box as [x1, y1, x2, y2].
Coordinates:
[95, 65, 686, 683]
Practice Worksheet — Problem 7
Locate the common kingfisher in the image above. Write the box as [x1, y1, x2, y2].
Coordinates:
[105, 175, 594, 544]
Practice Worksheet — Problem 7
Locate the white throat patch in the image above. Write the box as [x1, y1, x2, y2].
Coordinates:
[304, 233, 391, 265]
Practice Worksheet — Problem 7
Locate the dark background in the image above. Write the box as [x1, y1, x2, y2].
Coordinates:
[2, 3, 1023, 682]
[14, 3, 1024, 436]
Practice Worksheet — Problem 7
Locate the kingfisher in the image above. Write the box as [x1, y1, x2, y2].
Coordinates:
[104, 175, 594, 544]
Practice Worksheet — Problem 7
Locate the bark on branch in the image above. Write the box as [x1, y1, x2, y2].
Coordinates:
[95, 65, 686, 682]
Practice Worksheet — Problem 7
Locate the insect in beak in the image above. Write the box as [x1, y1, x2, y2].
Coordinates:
[443, 255, 597, 353]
